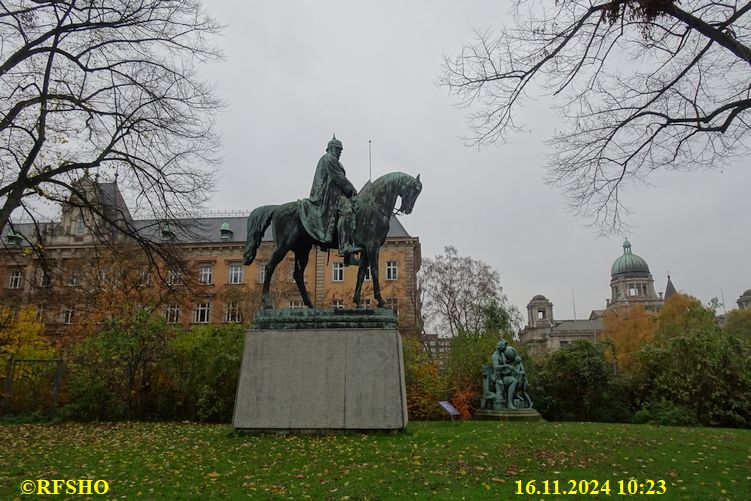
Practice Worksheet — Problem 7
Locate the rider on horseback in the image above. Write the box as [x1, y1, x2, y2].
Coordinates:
[299, 135, 363, 266]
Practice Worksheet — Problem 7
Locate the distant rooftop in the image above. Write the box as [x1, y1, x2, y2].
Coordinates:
[5, 214, 413, 245]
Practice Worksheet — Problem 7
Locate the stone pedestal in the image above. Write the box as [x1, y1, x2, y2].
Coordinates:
[474, 409, 543, 421]
[232, 308, 408, 432]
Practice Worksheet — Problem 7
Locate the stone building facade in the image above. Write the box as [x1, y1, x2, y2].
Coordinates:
[0, 179, 422, 335]
[520, 240, 666, 353]
[738, 290, 751, 310]
[606, 240, 663, 311]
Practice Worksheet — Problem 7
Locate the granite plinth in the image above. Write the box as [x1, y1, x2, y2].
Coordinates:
[474, 409, 543, 421]
[232, 325, 407, 432]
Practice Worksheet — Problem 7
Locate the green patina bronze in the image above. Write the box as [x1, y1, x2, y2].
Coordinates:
[481, 340, 534, 411]
[253, 307, 398, 330]
[611, 239, 650, 275]
[243, 135, 422, 311]
[298, 135, 361, 263]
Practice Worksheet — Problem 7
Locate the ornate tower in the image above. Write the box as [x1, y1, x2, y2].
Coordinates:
[738, 289, 751, 310]
[527, 294, 554, 328]
[608, 240, 662, 312]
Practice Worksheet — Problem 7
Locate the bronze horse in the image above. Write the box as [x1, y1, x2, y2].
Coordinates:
[243, 172, 422, 309]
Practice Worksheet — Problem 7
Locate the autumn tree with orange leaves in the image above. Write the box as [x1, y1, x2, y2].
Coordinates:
[602, 304, 657, 369]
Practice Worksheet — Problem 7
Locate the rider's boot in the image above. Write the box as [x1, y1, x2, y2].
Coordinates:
[337, 218, 363, 266]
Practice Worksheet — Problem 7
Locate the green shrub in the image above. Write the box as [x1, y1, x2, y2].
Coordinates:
[632, 328, 751, 428]
[631, 401, 699, 426]
[444, 332, 499, 395]
[533, 340, 630, 422]
[168, 324, 245, 422]
[402, 336, 447, 420]
[64, 307, 174, 421]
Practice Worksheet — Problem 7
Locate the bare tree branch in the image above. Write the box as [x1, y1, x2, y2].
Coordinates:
[438, 0, 751, 233]
[0, 0, 223, 257]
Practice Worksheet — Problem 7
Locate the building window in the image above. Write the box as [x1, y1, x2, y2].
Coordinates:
[628, 285, 638, 296]
[67, 272, 79, 287]
[166, 303, 180, 324]
[224, 302, 243, 323]
[5, 231, 22, 245]
[98, 270, 111, 285]
[289, 300, 305, 309]
[332, 299, 345, 309]
[7, 270, 22, 289]
[35, 306, 45, 323]
[166, 270, 182, 286]
[160, 222, 175, 240]
[363, 298, 373, 309]
[63, 307, 74, 325]
[75, 214, 86, 235]
[386, 298, 399, 317]
[386, 261, 398, 280]
[364, 266, 371, 281]
[228, 263, 244, 284]
[559, 340, 569, 347]
[40, 272, 51, 288]
[138, 271, 152, 287]
[193, 302, 211, 323]
[332, 262, 344, 282]
[198, 264, 213, 285]
[257, 263, 266, 284]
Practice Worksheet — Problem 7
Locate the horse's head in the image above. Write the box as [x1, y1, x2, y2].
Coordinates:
[398, 173, 422, 215]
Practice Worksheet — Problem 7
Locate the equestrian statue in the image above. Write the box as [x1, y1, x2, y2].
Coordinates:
[243, 135, 422, 309]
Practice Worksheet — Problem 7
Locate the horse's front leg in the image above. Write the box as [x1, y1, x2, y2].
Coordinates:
[369, 245, 386, 308]
[353, 257, 369, 307]
[262, 246, 286, 309]
[293, 246, 314, 308]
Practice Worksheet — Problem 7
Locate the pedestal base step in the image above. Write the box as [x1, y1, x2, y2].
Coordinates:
[474, 409, 543, 421]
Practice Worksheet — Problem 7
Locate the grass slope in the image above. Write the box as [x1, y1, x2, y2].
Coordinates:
[1, 421, 749, 499]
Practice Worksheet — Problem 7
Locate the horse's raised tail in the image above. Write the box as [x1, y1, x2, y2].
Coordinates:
[244, 205, 277, 265]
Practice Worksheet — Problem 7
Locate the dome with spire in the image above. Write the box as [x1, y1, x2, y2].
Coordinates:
[611, 239, 650, 276]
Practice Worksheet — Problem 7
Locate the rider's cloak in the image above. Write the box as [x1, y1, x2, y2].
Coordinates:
[298, 151, 357, 243]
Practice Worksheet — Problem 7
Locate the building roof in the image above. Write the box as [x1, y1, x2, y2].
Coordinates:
[552, 318, 604, 333]
[589, 310, 605, 320]
[664, 275, 677, 299]
[5, 214, 412, 246]
[611, 239, 650, 276]
[388, 217, 411, 238]
[97, 182, 132, 223]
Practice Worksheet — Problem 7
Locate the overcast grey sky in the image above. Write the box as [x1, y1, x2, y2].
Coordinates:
[202, 0, 750, 325]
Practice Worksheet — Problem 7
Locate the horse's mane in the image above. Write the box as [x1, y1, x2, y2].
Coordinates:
[358, 172, 411, 200]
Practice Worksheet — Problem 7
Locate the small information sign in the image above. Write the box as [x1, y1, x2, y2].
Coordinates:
[438, 401, 462, 422]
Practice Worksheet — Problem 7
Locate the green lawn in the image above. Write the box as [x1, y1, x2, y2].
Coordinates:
[1, 421, 749, 499]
